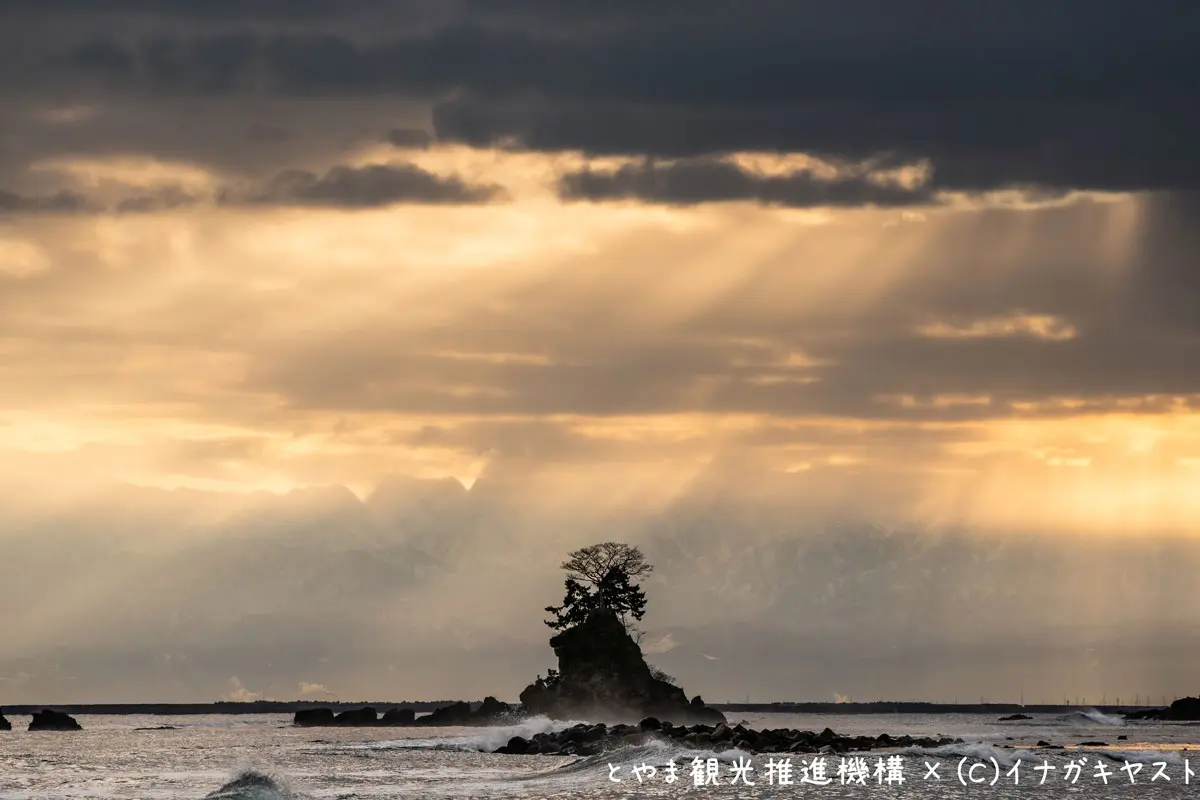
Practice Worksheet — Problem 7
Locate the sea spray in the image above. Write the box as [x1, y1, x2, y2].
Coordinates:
[204, 768, 304, 800]
[1057, 709, 1126, 726]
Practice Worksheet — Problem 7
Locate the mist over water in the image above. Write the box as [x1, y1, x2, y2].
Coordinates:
[1, 474, 1197, 705]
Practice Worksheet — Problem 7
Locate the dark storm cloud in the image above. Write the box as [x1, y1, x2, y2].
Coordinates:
[385, 128, 433, 149]
[0, 188, 89, 214]
[2, 0, 1190, 194]
[0, 0, 397, 20]
[0, 163, 495, 216]
[559, 159, 938, 208]
[114, 186, 199, 213]
[220, 163, 503, 208]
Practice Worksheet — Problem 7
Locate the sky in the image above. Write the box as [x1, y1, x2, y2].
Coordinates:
[1, 0, 1199, 706]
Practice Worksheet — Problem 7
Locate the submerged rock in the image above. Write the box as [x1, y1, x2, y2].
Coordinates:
[0, 709, 10, 731]
[519, 610, 725, 725]
[28, 709, 81, 731]
[999, 713, 1032, 721]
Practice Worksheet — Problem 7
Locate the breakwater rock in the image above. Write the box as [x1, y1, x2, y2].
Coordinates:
[494, 719, 962, 756]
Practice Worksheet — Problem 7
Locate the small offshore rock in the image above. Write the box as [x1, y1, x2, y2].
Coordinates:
[333, 707, 377, 726]
[294, 708, 336, 726]
[381, 708, 416, 725]
[29, 709, 82, 731]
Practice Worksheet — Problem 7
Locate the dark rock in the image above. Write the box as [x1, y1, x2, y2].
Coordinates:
[1157, 697, 1200, 721]
[1037, 740, 1051, 746]
[333, 707, 377, 726]
[417, 701, 473, 725]
[0, 709, 9, 731]
[475, 696, 515, 722]
[135, 725, 177, 731]
[1124, 697, 1200, 721]
[1118, 735, 1128, 740]
[29, 709, 82, 731]
[518, 610, 726, 725]
[999, 713, 1032, 721]
[381, 708, 416, 726]
[294, 708, 336, 726]
[1079, 741, 1109, 747]
[503, 719, 981, 758]
[639, 716, 661, 731]
[415, 697, 515, 726]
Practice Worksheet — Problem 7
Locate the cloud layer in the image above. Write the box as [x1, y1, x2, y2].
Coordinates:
[0, 1, 1197, 705]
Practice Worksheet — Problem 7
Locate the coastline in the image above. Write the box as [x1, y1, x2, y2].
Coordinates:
[0, 700, 1162, 717]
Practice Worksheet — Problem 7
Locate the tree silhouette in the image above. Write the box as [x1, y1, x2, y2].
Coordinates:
[545, 542, 652, 632]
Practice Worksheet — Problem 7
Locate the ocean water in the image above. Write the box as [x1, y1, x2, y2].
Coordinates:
[2, 710, 1198, 798]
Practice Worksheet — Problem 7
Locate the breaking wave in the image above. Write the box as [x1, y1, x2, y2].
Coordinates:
[325, 715, 593, 754]
[902, 742, 1037, 769]
[203, 769, 305, 800]
[518, 739, 757, 787]
[1057, 709, 1126, 726]
[1095, 749, 1187, 767]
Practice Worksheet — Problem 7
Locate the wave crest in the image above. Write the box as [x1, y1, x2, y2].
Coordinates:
[203, 769, 301, 800]
[1057, 709, 1125, 726]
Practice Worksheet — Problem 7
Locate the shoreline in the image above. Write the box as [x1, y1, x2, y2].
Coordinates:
[0, 701, 1160, 717]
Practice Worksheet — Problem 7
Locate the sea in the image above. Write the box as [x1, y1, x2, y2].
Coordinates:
[2, 710, 1198, 798]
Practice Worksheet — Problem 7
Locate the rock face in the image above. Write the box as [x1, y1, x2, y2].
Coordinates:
[381, 707, 416, 725]
[414, 696, 516, 725]
[519, 610, 725, 725]
[0, 709, 10, 731]
[1126, 696, 1200, 721]
[28, 709, 82, 731]
[334, 706, 377, 725]
[294, 708, 336, 726]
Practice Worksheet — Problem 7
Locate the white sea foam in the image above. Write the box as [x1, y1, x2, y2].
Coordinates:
[903, 742, 1038, 768]
[203, 769, 304, 800]
[1096, 749, 1188, 767]
[332, 715, 594, 753]
[1058, 708, 1126, 726]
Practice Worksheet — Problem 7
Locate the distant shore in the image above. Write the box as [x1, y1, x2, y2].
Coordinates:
[0, 700, 1160, 717]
